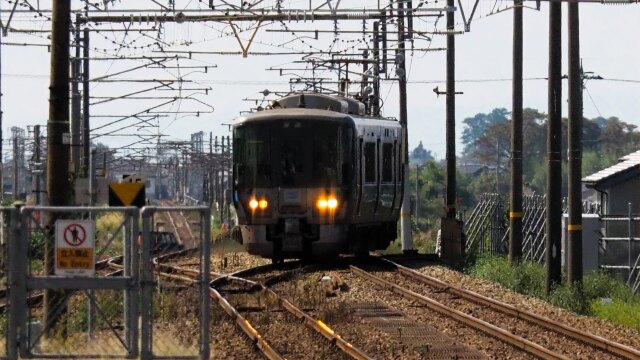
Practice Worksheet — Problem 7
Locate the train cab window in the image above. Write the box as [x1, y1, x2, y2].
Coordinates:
[234, 124, 271, 187]
[281, 138, 305, 186]
[364, 142, 376, 183]
[382, 143, 393, 183]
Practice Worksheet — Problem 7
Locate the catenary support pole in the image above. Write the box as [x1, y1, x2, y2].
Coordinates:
[397, 0, 413, 253]
[509, 0, 523, 263]
[567, 1, 583, 286]
[45, 0, 72, 334]
[546, 1, 563, 294]
[82, 28, 90, 174]
[12, 134, 18, 198]
[0, 29, 4, 201]
[445, 0, 456, 220]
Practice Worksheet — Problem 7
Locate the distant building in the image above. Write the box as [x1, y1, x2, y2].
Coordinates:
[583, 149, 640, 215]
[583, 149, 640, 279]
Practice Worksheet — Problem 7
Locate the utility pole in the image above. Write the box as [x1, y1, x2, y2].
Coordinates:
[45, 0, 72, 334]
[509, 0, 523, 263]
[439, 0, 464, 262]
[70, 15, 81, 175]
[82, 28, 90, 174]
[0, 31, 4, 202]
[220, 138, 225, 222]
[372, 21, 381, 117]
[445, 0, 456, 221]
[567, 2, 583, 286]
[397, 0, 413, 253]
[546, 1, 563, 294]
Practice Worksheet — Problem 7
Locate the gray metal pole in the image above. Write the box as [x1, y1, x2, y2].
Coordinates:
[33, 126, 41, 207]
[546, 1, 563, 294]
[629, 202, 633, 286]
[372, 21, 381, 117]
[415, 164, 419, 225]
[200, 209, 211, 359]
[140, 209, 152, 360]
[567, 1, 583, 286]
[396, 0, 413, 253]
[12, 135, 18, 199]
[82, 28, 90, 174]
[509, 0, 523, 263]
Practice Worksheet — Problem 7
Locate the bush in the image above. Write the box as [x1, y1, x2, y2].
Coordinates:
[467, 256, 544, 298]
[549, 285, 590, 315]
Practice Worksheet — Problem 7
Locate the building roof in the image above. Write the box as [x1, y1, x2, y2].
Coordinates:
[583, 149, 640, 190]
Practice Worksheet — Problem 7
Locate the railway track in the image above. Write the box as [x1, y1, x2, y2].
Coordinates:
[157, 258, 372, 360]
[352, 258, 640, 360]
[157, 200, 200, 250]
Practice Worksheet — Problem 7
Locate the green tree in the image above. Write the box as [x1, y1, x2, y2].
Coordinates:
[410, 141, 434, 165]
[462, 108, 509, 157]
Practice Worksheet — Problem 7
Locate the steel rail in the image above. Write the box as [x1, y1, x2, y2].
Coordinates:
[350, 265, 570, 360]
[384, 259, 640, 360]
[212, 270, 373, 360]
[157, 260, 373, 359]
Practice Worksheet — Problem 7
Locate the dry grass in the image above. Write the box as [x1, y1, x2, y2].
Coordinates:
[8, 329, 199, 358]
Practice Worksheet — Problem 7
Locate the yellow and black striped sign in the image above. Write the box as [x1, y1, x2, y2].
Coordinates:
[108, 183, 146, 207]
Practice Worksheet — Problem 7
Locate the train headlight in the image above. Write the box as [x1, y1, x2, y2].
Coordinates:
[317, 199, 328, 210]
[249, 199, 259, 210]
[316, 196, 338, 211]
[327, 197, 338, 210]
[259, 199, 268, 210]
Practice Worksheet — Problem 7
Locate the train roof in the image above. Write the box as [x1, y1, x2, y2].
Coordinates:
[234, 93, 399, 127]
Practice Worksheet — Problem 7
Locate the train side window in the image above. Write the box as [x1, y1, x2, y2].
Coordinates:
[364, 142, 376, 184]
[395, 140, 401, 184]
[382, 143, 393, 183]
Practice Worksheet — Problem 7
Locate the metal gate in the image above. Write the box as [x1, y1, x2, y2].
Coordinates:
[11, 206, 140, 359]
[0, 205, 211, 359]
[140, 206, 211, 360]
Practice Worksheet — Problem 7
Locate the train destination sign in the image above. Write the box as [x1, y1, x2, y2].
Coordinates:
[55, 220, 96, 276]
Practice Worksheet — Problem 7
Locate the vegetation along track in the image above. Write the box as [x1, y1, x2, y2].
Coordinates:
[352, 257, 640, 360]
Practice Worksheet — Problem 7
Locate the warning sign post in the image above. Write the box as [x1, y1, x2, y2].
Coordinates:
[55, 220, 96, 276]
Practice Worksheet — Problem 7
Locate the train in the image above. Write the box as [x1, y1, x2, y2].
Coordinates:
[232, 93, 403, 262]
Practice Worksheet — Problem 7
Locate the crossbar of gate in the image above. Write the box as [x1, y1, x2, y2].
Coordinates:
[12, 206, 140, 359]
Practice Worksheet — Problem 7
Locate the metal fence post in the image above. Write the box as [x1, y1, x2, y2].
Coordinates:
[12, 206, 28, 358]
[629, 203, 633, 286]
[140, 207, 153, 360]
[7, 208, 21, 360]
[200, 209, 211, 360]
[130, 208, 139, 357]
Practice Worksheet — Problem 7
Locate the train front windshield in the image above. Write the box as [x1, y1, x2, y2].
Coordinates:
[234, 120, 353, 189]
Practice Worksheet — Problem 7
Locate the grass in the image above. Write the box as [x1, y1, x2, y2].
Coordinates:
[467, 255, 640, 329]
[95, 212, 125, 257]
[384, 230, 437, 255]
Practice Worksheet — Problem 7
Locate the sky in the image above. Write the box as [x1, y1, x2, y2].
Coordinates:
[1, 1, 639, 160]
